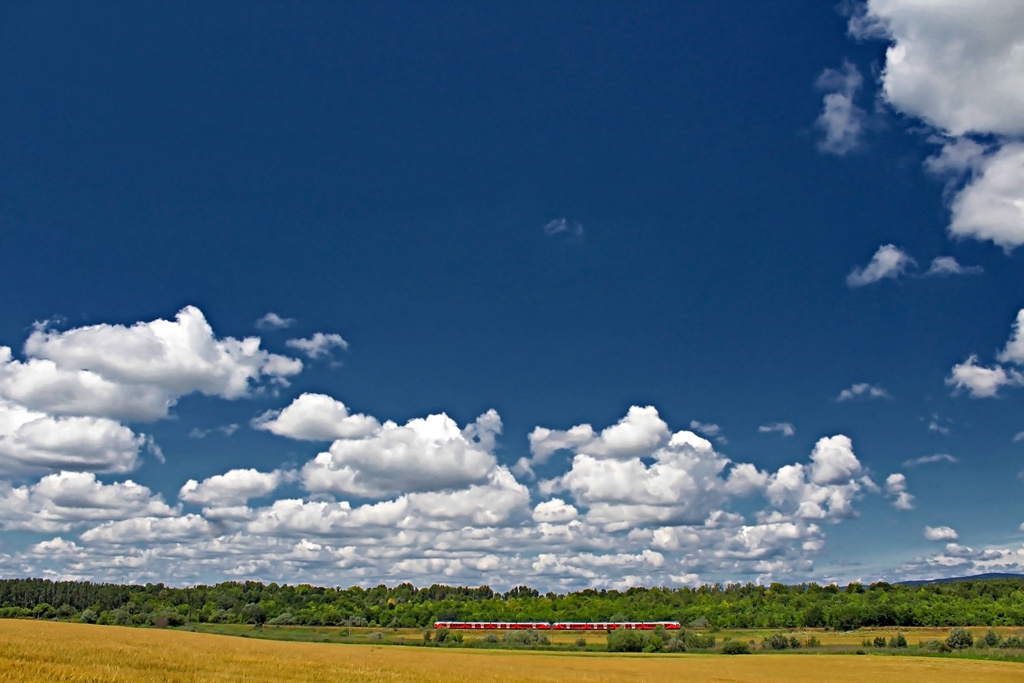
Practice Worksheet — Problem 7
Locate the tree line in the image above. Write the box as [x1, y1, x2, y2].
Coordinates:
[1, 576, 1023, 629]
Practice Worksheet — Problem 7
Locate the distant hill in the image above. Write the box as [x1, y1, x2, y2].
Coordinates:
[896, 573, 1024, 586]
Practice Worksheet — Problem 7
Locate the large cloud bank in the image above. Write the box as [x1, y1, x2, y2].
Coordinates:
[0, 308, 927, 589]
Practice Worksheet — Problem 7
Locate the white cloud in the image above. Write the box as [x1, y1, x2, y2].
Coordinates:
[924, 256, 984, 276]
[836, 382, 890, 401]
[851, 2, 1024, 250]
[0, 472, 177, 532]
[527, 406, 670, 468]
[884, 473, 915, 510]
[542, 218, 584, 239]
[255, 313, 296, 330]
[809, 435, 862, 485]
[996, 309, 1024, 365]
[948, 309, 1024, 398]
[903, 453, 957, 467]
[855, 1, 1024, 138]
[285, 332, 349, 360]
[301, 412, 499, 497]
[815, 61, 867, 155]
[0, 400, 145, 475]
[946, 144, 1024, 250]
[80, 515, 215, 544]
[924, 525, 959, 542]
[846, 244, 916, 287]
[946, 354, 1023, 398]
[24, 306, 302, 403]
[532, 498, 578, 524]
[758, 422, 795, 437]
[179, 468, 290, 507]
[252, 393, 380, 441]
[689, 420, 721, 436]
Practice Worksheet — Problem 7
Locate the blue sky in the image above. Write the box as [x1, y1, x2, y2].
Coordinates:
[1, 1, 1023, 589]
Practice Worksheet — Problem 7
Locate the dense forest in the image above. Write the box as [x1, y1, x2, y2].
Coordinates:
[2, 577, 1024, 630]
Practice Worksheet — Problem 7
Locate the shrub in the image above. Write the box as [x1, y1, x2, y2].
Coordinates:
[80, 609, 98, 624]
[484, 633, 498, 644]
[683, 631, 716, 649]
[788, 636, 801, 649]
[999, 635, 1024, 649]
[367, 631, 384, 641]
[805, 635, 821, 648]
[434, 627, 450, 643]
[643, 636, 664, 653]
[762, 633, 790, 650]
[946, 627, 974, 650]
[663, 636, 686, 653]
[267, 613, 293, 625]
[721, 640, 751, 655]
[575, 637, 587, 648]
[502, 630, 548, 647]
[888, 633, 907, 648]
[923, 639, 951, 652]
[873, 636, 887, 648]
[422, 630, 432, 643]
[982, 629, 1000, 648]
[607, 629, 646, 653]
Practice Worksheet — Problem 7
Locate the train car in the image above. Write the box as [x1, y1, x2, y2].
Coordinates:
[433, 621, 551, 630]
[551, 621, 681, 631]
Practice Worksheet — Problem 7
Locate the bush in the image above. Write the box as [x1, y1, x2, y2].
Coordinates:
[682, 631, 716, 649]
[367, 631, 384, 641]
[663, 636, 686, 653]
[946, 627, 974, 650]
[999, 635, 1024, 649]
[434, 627, 450, 643]
[762, 633, 791, 650]
[873, 636, 887, 648]
[575, 637, 587, 648]
[502, 630, 548, 647]
[643, 636, 664, 653]
[923, 639, 951, 652]
[721, 640, 751, 655]
[888, 633, 907, 648]
[80, 608, 98, 624]
[267, 613, 294, 625]
[805, 635, 821, 648]
[982, 629, 1000, 648]
[484, 633, 498, 644]
[422, 630, 432, 643]
[607, 629, 647, 653]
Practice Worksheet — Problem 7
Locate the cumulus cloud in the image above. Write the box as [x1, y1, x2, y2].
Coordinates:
[850, 2, 1024, 250]
[0, 400, 146, 475]
[815, 61, 867, 155]
[252, 393, 380, 441]
[836, 382, 890, 401]
[301, 412, 499, 497]
[947, 355, 1024, 398]
[179, 469, 291, 508]
[846, 244, 916, 287]
[523, 406, 670, 475]
[923, 525, 959, 542]
[903, 453, 957, 467]
[884, 473, 914, 510]
[758, 422, 795, 437]
[0, 472, 177, 532]
[854, 1, 1024, 138]
[255, 312, 295, 330]
[285, 333, 349, 360]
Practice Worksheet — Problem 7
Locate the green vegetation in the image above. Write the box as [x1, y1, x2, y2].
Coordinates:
[2, 576, 1024, 632]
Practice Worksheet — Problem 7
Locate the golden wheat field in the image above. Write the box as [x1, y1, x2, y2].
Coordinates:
[2, 620, 1023, 683]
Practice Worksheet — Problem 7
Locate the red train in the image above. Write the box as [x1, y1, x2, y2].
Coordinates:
[433, 621, 680, 631]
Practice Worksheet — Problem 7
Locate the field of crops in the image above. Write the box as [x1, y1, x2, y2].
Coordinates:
[2, 620, 1023, 682]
